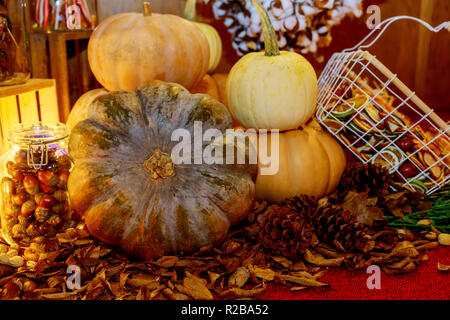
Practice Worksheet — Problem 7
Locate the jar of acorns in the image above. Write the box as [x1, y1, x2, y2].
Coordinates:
[0, 122, 77, 246]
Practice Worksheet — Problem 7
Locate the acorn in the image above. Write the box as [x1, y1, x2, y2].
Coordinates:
[2, 177, 15, 196]
[38, 222, 54, 237]
[5, 203, 20, 217]
[26, 222, 41, 238]
[39, 182, 57, 194]
[10, 168, 24, 181]
[34, 192, 44, 204]
[39, 194, 56, 208]
[23, 175, 39, 195]
[34, 206, 51, 222]
[6, 160, 15, 173]
[18, 215, 32, 226]
[0, 281, 21, 300]
[37, 170, 58, 187]
[14, 149, 28, 164]
[11, 223, 26, 239]
[13, 193, 29, 206]
[57, 154, 73, 170]
[22, 279, 38, 292]
[53, 190, 68, 202]
[57, 170, 70, 189]
[32, 235, 46, 244]
[48, 214, 63, 229]
[21, 199, 36, 217]
[15, 180, 26, 194]
[52, 202, 65, 215]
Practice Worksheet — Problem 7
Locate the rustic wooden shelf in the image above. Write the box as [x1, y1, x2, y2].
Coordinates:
[0, 79, 55, 98]
[30, 29, 93, 122]
[32, 29, 93, 41]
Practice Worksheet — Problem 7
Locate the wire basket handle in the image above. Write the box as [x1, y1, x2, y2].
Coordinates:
[343, 16, 450, 53]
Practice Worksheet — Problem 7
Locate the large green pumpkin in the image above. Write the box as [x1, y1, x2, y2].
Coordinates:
[68, 81, 257, 260]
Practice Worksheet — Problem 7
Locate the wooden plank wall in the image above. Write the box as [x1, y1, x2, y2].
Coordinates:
[314, 0, 450, 117]
[71, 0, 450, 120]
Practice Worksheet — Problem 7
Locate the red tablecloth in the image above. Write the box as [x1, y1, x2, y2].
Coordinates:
[263, 246, 449, 300]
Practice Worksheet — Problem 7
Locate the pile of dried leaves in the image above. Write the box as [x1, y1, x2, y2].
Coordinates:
[0, 200, 446, 300]
[0, 163, 448, 300]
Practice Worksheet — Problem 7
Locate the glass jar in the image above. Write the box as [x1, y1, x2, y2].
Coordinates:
[0, 122, 77, 246]
[0, 0, 30, 86]
[31, 0, 98, 32]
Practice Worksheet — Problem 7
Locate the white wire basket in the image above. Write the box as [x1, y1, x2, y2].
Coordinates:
[317, 16, 450, 195]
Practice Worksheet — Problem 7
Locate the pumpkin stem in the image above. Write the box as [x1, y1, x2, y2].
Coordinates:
[250, 0, 280, 57]
[143, 2, 152, 17]
[184, 0, 197, 21]
[144, 149, 175, 179]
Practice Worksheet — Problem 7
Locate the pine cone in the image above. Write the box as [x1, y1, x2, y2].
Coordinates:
[335, 163, 393, 199]
[308, 203, 374, 253]
[282, 195, 318, 215]
[258, 205, 314, 259]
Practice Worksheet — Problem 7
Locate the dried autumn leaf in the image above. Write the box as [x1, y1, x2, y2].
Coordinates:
[163, 288, 190, 300]
[207, 271, 221, 285]
[314, 243, 342, 258]
[437, 262, 450, 272]
[288, 271, 315, 279]
[181, 272, 213, 300]
[42, 291, 80, 300]
[0, 265, 14, 278]
[127, 274, 159, 290]
[220, 285, 267, 298]
[228, 267, 250, 288]
[392, 241, 419, 258]
[290, 286, 308, 291]
[342, 192, 386, 226]
[415, 242, 439, 251]
[253, 267, 275, 281]
[271, 256, 293, 268]
[304, 249, 344, 267]
[155, 256, 179, 268]
[278, 274, 328, 287]
[438, 233, 450, 246]
[383, 261, 416, 275]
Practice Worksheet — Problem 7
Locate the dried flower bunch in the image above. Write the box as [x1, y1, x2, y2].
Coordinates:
[202, 0, 363, 56]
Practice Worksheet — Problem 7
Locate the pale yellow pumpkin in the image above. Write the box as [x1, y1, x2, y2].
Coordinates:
[255, 120, 346, 202]
[226, 0, 317, 130]
[184, 0, 223, 73]
[66, 88, 108, 132]
[88, 2, 209, 91]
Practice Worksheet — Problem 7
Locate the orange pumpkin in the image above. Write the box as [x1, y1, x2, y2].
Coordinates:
[211, 73, 228, 107]
[255, 119, 346, 202]
[190, 75, 220, 101]
[66, 89, 108, 132]
[88, 2, 209, 91]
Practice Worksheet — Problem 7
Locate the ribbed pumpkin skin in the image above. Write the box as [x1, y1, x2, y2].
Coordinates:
[255, 121, 346, 202]
[66, 88, 108, 132]
[227, 52, 318, 130]
[88, 13, 209, 91]
[194, 22, 222, 73]
[68, 81, 256, 260]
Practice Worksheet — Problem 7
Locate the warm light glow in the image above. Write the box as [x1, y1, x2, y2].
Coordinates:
[0, 79, 59, 155]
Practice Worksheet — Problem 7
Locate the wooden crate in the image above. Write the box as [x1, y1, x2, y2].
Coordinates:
[0, 79, 59, 154]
